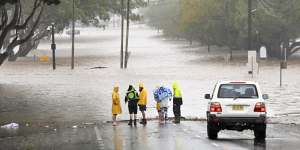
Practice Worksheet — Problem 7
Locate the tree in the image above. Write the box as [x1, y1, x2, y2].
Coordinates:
[254, 0, 300, 58]
[142, 0, 181, 38]
[6, 0, 146, 61]
[0, 0, 60, 65]
[1, 0, 146, 64]
[143, 0, 300, 58]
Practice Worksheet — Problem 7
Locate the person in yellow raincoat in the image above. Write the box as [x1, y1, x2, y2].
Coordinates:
[138, 83, 148, 125]
[154, 85, 161, 122]
[112, 85, 122, 126]
[172, 82, 183, 124]
[156, 101, 163, 123]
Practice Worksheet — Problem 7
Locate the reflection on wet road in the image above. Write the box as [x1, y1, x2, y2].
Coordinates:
[0, 121, 300, 149]
[100, 121, 300, 150]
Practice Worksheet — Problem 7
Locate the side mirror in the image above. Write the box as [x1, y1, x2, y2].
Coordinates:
[205, 94, 211, 99]
[262, 94, 269, 100]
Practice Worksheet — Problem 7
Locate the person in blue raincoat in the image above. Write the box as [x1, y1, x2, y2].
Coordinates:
[154, 86, 172, 124]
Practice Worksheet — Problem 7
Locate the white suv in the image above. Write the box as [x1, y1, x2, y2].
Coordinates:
[205, 81, 268, 140]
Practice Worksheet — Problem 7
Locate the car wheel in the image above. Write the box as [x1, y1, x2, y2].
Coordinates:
[254, 124, 266, 140]
[207, 121, 218, 140]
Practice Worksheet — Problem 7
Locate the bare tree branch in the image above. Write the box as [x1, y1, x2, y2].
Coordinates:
[15, 0, 41, 30]
[0, 7, 8, 29]
[0, 2, 20, 48]
[289, 47, 300, 56]
[7, 2, 45, 51]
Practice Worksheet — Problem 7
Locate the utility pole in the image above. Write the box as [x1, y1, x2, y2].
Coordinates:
[120, 0, 124, 69]
[280, 46, 288, 87]
[225, 0, 232, 60]
[124, 0, 130, 69]
[51, 23, 56, 70]
[71, 0, 75, 69]
[248, 0, 252, 50]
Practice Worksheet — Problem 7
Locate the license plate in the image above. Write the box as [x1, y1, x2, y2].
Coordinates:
[232, 105, 243, 111]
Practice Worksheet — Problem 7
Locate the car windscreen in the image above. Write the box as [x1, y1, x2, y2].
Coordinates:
[218, 84, 258, 98]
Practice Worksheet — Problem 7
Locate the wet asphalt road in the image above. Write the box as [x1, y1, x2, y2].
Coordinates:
[100, 121, 300, 150]
[1, 121, 300, 150]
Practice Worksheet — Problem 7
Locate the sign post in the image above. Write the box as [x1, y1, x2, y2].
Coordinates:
[51, 23, 56, 70]
[247, 51, 258, 78]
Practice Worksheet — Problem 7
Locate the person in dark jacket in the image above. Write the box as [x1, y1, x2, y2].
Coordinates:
[125, 85, 139, 126]
[172, 82, 183, 124]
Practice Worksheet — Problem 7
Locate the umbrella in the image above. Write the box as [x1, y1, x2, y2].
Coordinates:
[153, 86, 172, 102]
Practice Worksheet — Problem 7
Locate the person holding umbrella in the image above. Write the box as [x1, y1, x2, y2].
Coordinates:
[153, 85, 172, 124]
[125, 85, 139, 126]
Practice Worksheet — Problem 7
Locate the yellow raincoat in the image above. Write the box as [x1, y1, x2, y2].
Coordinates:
[156, 102, 160, 111]
[112, 86, 122, 115]
[154, 84, 160, 111]
[138, 83, 148, 105]
[173, 82, 182, 98]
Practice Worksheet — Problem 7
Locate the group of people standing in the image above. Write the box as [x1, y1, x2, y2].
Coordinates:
[111, 82, 183, 126]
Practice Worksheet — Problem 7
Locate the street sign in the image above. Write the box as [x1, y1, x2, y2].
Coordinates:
[259, 46, 267, 59]
[281, 61, 287, 69]
[247, 51, 258, 77]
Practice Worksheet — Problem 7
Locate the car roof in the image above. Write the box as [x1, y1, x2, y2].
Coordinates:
[217, 81, 258, 85]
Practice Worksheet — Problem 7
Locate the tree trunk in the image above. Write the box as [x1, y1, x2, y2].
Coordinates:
[208, 42, 210, 53]
[18, 37, 39, 57]
[267, 42, 281, 58]
[0, 52, 9, 66]
[189, 39, 193, 45]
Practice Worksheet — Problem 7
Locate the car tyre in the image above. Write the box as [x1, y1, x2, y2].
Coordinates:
[254, 124, 266, 140]
[207, 121, 218, 140]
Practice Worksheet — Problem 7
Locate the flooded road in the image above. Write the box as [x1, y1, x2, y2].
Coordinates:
[1, 25, 300, 123]
[1, 121, 300, 150]
[100, 121, 300, 150]
[1, 25, 300, 149]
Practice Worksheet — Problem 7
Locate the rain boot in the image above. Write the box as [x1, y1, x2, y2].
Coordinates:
[134, 119, 137, 126]
[128, 119, 132, 126]
[175, 116, 180, 124]
[144, 119, 147, 125]
[173, 116, 179, 124]
[165, 113, 168, 122]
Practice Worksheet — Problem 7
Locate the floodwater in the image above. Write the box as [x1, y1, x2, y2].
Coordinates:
[1, 24, 300, 126]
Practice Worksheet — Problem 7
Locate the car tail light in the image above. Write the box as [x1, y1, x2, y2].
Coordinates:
[210, 102, 222, 112]
[254, 102, 266, 112]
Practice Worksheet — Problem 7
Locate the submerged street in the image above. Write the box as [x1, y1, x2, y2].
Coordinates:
[1, 25, 300, 149]
[1, 121, 300, 150]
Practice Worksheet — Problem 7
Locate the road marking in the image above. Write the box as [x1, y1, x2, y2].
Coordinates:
[94, 126, 103, 141]
[94, 126, 105, 150]
[211, 142, 219, 147]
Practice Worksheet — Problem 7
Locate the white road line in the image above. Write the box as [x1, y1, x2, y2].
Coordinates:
[94, 126, 105, 150]
[94, 126, 103, 141]
[211, 142, 219, 147]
